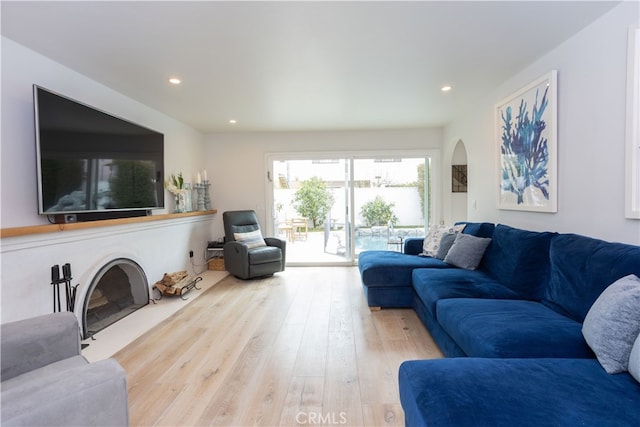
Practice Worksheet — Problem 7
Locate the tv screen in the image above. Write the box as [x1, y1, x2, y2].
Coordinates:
[34, 85, 164, 215]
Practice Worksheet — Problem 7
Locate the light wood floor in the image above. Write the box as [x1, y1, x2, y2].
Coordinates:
[113, 266, 443, 426]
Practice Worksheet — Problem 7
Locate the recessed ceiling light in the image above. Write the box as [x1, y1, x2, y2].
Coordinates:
[169, 78, 181, 85]
[441, 85, 452, 92]
[229, 119, 237, 124]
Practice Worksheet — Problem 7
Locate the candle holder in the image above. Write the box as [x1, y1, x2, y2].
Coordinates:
[196, 184, 205, 211]
[203, 180, 212, 210]
[183, 183, 193, 212]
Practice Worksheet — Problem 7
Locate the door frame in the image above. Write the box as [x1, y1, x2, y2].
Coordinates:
[264, 149, 441, 265]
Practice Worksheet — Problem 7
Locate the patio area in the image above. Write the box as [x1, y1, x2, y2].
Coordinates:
[279, 226, 425, 264]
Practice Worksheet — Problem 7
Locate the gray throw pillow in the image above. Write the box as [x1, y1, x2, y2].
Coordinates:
[629, 333, 640, 383]
[434, 233, 457, 260]
[582, 274, 640, 374]
[443, 233, 492, 270]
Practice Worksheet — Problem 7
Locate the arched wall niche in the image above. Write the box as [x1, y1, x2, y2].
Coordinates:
[451, 139, 468, 222]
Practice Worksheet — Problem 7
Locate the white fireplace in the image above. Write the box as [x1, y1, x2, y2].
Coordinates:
[0, 215, 215, 326]
[82, 257, 149, 339]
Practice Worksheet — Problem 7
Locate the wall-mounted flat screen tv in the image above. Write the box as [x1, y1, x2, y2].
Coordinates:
[34, 85, 165, 216]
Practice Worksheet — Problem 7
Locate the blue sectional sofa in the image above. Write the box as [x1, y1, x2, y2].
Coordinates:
[358, 223, 640, 426]
[358, 222, 495, 308]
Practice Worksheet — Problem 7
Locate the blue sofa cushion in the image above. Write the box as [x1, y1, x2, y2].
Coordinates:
[399, 357, 640, 427]
[458, 222, 495, 238]
[480, 224, 556, 300]
[436, 298, 593, 358]
[362, 284, 414, 308]
[404, 237, 426, 255]
[358, 250, 449, 287]
[412, 269, 521, 319]
[543, 234, 640, 322]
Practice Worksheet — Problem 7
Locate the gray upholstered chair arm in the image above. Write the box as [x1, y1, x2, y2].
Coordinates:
[1, 312, 81, 381]
[264, 237, 284, 248]
[223, 241, 250, 278]
[1, 359, 129, 426]
[264, 237, 287, 267]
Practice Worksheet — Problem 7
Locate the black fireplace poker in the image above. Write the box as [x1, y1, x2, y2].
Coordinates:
[50, 263, 79, 313]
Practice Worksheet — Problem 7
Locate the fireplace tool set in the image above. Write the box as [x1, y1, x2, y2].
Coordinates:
[50, 263, 78, 313]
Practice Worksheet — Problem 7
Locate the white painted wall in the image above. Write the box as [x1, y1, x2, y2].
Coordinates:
[203, 129, 442, 239]
[443, 2, 640, 245]
[1, 37, 206, 227]
[1, 38, 213, 323]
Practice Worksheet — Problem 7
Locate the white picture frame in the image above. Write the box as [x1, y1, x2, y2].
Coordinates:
[496, 70, 558, 212]
[625, 27, 640, 219]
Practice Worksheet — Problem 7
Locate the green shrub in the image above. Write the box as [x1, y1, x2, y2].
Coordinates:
[360, 195, 397, 227]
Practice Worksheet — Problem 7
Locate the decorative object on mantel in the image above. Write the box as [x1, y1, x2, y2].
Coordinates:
[183, 183, 193, 212]
[194, 170, 212, 211]
[496, 70, 557, 212]
[203, 180, 212, 210]
[195, 183, 205, 211]
[152, 270, 202, 300]
[165, 172, 187, 213]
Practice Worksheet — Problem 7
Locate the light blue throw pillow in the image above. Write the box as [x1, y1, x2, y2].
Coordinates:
[582, 274, 640, 374]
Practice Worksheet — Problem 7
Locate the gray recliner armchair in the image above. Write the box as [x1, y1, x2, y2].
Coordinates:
[1, 312, 129, 426]
[223, 210, 286, 279]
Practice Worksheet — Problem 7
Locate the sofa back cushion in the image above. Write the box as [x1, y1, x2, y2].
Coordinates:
[543, 234, 640, 322]
[458, 222, 495, 238]
[480, 224, 556, 300]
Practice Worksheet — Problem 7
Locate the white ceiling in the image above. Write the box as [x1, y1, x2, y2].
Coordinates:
[1, 1, 619, 133]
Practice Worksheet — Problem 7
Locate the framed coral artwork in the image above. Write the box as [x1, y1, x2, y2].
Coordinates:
[496, 70, 557, 212]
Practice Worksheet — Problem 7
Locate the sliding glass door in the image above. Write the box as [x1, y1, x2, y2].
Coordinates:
[270, 157, 352, 264]
[352, 157, 430, 257]
[266, 152, 435, 266]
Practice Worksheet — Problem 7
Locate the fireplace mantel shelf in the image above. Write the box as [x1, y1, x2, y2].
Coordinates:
[0, 210, 217, 238]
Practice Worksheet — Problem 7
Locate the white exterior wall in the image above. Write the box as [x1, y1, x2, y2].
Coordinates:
[275, 187, 424, 228]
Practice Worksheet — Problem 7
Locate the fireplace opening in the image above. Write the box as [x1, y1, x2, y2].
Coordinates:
[82, 258, 149, 339]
